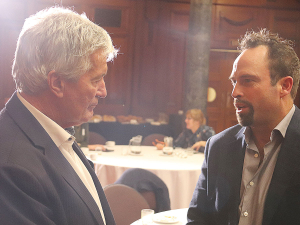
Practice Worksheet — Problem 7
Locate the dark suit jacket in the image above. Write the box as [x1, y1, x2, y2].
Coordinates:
[0, 92, 115, 225]
[187, 106, 300, 225]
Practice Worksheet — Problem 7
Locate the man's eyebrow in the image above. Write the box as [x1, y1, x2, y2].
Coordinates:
[229, 74, 258, 79]
[92, 73, 106, 80]
[240, 74, 260, 79]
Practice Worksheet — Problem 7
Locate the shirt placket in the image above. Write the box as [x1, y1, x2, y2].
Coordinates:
[239, 146, 261, 223]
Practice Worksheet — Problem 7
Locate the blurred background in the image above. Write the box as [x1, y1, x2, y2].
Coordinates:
[1, 0, 300, 135]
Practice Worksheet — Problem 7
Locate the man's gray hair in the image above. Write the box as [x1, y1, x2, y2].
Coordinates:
[12, 6, 118, 94]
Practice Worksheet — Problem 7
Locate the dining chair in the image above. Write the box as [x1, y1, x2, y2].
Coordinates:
[114, 168, 171, 213]
[103, 184, 150, 225]
[141, 133, 165, 146]
[88, 131, 107, 145]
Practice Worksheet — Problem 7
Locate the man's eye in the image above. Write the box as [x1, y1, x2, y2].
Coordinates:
[94, 78, 103, 83]
[242, 79, 254, 85]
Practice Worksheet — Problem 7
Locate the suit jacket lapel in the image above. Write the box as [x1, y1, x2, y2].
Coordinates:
[46, 144, 106, 225]
[73, 143, 116, 225]
[263, 107, 300, 225]
[224, 127, 247, 224]
[6, 93, 108, 225]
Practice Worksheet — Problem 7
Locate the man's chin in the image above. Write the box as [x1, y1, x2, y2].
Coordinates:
[77, 113, 94, 126]
[237, 113, 253, 127]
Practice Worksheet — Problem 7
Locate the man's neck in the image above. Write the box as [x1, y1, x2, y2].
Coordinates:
[20, 91, 62, 126]
[250, 102, 294, 150]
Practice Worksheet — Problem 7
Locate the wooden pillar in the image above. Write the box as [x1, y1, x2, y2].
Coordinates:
[184, 0, 212, 115]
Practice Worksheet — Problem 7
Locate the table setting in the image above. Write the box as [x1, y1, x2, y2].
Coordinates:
[83, 137, 205, 209]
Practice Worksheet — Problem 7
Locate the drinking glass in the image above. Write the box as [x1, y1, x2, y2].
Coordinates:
[141, 209, 154, 225]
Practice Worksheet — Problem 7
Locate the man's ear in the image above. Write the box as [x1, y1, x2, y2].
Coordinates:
[279, 76, 293, 98]
[47, 70, 64, 98]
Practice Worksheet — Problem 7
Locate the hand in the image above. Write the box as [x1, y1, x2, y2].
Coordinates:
[88, 144, 106, 151]
[152, 139, 165, 150]
[191, 141, 206, 152]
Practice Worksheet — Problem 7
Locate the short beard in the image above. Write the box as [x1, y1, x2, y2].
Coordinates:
[235, 100, 254, 127]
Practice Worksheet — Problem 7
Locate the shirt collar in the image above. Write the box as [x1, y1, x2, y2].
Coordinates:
[17, 92, 73, 147]
[274, 105, 295, 138]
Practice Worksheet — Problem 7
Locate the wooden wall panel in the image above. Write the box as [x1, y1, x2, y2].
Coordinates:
[131, 1, 190, 118]
[264, 0, 300, 9]
[214, 0, 263, 6]
[214, 0, 300, 9]
[162, 3, 189, 114]
[131, 0, 164, 117]
[211, 5, 267, 49]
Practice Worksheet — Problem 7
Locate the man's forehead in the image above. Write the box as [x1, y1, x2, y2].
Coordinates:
[229, 56, 240, 80]
[229, 46, 269, 79]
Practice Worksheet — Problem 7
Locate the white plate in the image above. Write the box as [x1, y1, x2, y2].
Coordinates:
[129, 152, 143, 156]
[152, 215, 179, 224]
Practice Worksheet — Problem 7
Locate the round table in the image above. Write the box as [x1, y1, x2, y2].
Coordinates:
[89, 146, 204, 209]
[130, 208, 188, 225]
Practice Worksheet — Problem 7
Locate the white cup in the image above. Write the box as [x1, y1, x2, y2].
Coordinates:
[185, 148, 194, 156]
[105, 141, 115, 148]
[141, 209, 154, 225]
[89, 152, 98, 160]
[163, 147, 173, 155]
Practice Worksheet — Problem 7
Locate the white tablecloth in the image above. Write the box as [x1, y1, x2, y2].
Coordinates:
[130, 208, 188, 225]
[89, 146, 204, 209]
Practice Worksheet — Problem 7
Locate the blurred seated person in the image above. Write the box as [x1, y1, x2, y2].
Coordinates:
[174, 109, 215, 152]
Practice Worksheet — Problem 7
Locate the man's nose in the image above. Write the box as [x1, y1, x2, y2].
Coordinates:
[96, 79, 107, 98]
[231, 83, 242, 98]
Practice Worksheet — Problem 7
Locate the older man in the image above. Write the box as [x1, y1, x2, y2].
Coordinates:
[0, 7, 118, 225]
[187, 29, 300, 225]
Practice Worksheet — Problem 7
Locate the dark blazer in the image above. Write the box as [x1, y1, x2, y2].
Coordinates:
[187, 106, 300, 225]
[0, 92, 115, 225]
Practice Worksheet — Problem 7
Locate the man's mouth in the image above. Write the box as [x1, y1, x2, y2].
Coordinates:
[234, 100, 250, 114]
[88, 103, 98, 111]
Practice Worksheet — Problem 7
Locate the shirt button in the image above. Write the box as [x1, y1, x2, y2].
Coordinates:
[250, 181, 254, 186]
[254, 153, 259, 158]
[243, 211, 248, 217]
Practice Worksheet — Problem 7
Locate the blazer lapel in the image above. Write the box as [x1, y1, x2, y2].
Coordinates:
[263, 107, 300, 225]
[224, 127, 247, 224]
[72, 143, 116, 225]
[46, 144, 106, 225]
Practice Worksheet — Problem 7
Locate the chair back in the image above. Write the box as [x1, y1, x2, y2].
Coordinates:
[115, 168, 171, 213]
[141, 134, 165, 146]
[88, 131, 107, 145]
[104, 184, 150, 225]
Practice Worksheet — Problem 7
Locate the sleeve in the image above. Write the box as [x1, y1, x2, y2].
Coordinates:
[173, 131, 186, 148]
[199, 126, 216, 142]
[0, 164, 57, 225]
